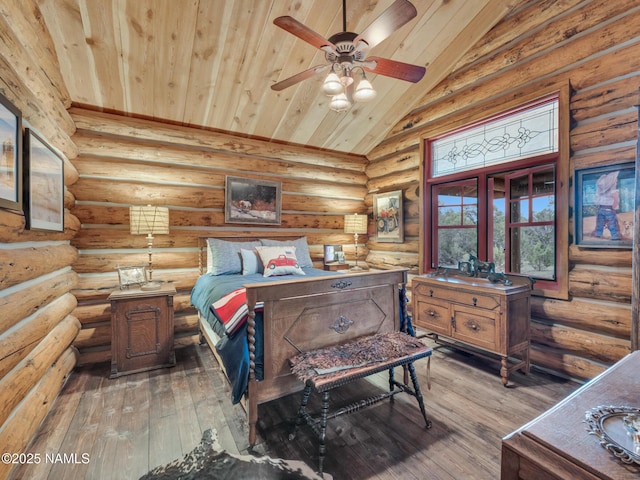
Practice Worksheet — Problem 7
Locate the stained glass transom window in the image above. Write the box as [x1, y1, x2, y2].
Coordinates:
[431, 99, 558, 177]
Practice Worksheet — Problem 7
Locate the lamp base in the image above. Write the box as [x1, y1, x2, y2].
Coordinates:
[349, 265, 366, 272]
[141, 281, 163, 291]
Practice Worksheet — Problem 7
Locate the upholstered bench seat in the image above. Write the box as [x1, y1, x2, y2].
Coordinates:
[289, 331, 432, 476]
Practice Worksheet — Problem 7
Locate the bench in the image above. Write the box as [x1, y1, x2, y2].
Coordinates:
[288, 331, 433, 476]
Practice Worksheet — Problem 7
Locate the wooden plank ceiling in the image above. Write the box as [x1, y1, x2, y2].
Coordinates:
[38, 0, 522, 155]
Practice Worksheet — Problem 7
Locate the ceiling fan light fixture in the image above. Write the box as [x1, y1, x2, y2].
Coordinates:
[329, 92, 351, 112]
[353, 78, 376, 102]
[322, 72, 344, 95]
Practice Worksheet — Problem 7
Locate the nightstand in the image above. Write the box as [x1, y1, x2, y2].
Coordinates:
[108, 283, 176, 378]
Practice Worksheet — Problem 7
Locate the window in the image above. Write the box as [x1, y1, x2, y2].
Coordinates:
[423, 92, 569, 297]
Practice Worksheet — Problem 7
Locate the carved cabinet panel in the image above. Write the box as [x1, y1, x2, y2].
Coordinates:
[109, 284, 176, 378]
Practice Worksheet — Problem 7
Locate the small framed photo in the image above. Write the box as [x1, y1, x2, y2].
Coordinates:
[323, 244, 343, 264]
[0, 92, 22, 212]
[575, 162, 635, 248]
[116, 265, 147, 289]
[373, 190, 403, 243]
[23, 129, 64, 231]
[225, 176, 281, 225]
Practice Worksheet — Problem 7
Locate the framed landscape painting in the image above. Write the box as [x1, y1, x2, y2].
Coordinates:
[225, 176, 281, 225]
[373, 190, 403, 243]
[0, 92, 22, 212]
[24, 128, 65, 231]
[575, 162, 635, 248]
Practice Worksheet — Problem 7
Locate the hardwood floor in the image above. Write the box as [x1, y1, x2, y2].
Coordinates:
[10, 341, 579, 480]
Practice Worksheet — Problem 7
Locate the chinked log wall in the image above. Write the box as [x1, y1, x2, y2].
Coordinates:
[364, 0, 638, 381]
[0, 1, 81, 478]
[68, 108, 369, 365]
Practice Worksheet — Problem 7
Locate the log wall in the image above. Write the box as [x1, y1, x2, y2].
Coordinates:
[68, 108, 368, 365]
[365, 0, 639, 381]
[0, 1, 80, 478]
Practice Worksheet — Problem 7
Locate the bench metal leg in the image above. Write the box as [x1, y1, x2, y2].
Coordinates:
[318, 390, 330, 476]
[408, 361, 431, 428]
[290, 383, 312, 441]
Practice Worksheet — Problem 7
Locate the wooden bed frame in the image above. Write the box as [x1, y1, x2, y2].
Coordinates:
[196, 237, 408, 445]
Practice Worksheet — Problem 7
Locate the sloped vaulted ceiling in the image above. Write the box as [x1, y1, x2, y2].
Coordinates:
[38, 0, 521, 155]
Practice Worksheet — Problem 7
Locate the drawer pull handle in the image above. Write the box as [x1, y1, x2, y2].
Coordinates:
[470, 323, 478, 331]
[472, 297, 478, 307]
[429, 289, 434, 297]
[427, 309, 436, 317]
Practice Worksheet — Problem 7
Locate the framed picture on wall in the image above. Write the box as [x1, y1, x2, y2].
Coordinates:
[373, 190, 403, 243]
[575, 162, 635, 248]
[225, 176, 281, 225]
[0, 92, 22, 212]
[23, 128, 65, 231]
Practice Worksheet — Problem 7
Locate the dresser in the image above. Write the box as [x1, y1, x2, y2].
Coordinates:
[412, 273, 531, 386]
[109, 284, 176, 378]
[502, 351, 640, 479]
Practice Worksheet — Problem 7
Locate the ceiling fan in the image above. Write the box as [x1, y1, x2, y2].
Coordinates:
[271, 0, 426, 111]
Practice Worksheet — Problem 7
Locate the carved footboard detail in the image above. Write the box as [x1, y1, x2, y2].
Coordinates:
[244, 268, 408, 446]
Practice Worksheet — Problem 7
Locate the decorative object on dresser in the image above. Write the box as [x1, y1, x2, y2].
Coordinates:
[412, 272, 532, 386]
[23, 128, 65, 231]
[109, 283, 176, 378]
[129, 204, 169, 288]
[0, 91, 22, 212]
[373, 189, 403, 243]
[344, 212, 368, 271]
[502, 351, 640, 478]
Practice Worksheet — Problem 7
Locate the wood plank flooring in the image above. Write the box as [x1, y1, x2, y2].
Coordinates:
[9, 341, 579, 480]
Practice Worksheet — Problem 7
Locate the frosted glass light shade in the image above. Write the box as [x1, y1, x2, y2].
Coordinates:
[353, 78, 376, 102]
[322, 72, 344, 96]
[329, 93, 351, 112]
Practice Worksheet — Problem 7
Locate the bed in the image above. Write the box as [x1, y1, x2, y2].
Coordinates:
[190, 236, 409, 446]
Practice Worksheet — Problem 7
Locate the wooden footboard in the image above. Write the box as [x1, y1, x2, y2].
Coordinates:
[244, 268, 408, 446]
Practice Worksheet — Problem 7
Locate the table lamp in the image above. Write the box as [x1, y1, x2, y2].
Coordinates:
[130, 205, 169, 288]
[344, 213, 368, 271]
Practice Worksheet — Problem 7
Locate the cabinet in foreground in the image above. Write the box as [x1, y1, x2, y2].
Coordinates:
[502, 351, 640, 479]
[412, 274, 531, 386]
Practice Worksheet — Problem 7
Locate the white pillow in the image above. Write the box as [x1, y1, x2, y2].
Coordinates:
[259, 237, 313, 268]
[240, 248, 264, 275]
[255, 245, 305, 277]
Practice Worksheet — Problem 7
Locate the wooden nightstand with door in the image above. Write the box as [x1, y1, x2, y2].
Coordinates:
[108, 284, 176, 378]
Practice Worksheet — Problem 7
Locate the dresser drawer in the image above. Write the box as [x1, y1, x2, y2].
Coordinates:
[414, 298, 450, 335]
[453, 304, 498, 352]
[420, 285, 500, 311]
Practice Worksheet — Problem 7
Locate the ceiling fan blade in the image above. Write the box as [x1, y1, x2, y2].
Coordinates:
[271, 64, 330, 91]
[353, 0, 417, 53]
[363, 56, 426, 83]
[274, 16, 336, 53]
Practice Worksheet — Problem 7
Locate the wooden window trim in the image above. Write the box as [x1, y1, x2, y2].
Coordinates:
[420, 83, 570, 300]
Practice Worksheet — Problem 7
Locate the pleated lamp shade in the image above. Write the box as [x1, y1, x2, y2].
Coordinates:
[344, 213, 368, 235]
[130, 206, 170, 235]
